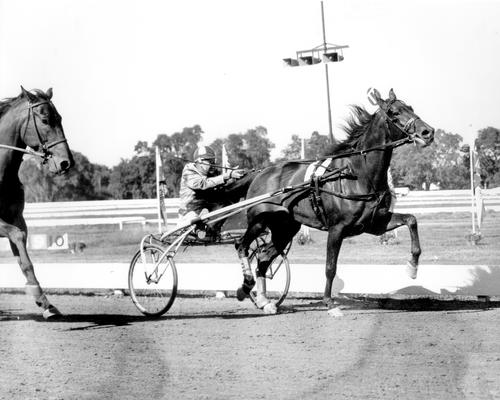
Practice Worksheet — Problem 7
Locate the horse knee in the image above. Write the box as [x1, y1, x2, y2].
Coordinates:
[406, 215, 418, 229]
[9, 227, 26, 246]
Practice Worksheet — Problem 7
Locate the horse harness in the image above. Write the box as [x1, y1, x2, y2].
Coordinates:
[0, 100, 67, 162]
[306, 162, 388, 228]
[304, 104, 421, 229]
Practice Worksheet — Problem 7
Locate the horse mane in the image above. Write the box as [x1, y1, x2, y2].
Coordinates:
[322, 105, 375, 155]
[0, 96, 18, 119]
[0, 89, 48, 119]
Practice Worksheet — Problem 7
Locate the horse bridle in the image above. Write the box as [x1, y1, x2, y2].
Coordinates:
[380, 99, 421, 143]
[21, 100, 67, 161]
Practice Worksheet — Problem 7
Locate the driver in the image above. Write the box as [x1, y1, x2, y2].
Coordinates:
[178, 145, 246, 221]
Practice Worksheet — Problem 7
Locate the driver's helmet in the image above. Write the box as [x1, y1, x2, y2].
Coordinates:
[193, 146, 216, 161]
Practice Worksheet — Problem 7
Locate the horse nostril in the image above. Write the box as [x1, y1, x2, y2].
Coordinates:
[422, 130, 431, 138]
[60, 160, 70, 171]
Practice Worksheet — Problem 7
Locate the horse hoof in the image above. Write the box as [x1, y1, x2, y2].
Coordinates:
[43, 306, 62, 320]
[236, 287, 247, 302]
[263, 302, 278, 315]
[406, 261, 418, 279]
[327, 307, 344, 318]
[254, 295, 271, 309]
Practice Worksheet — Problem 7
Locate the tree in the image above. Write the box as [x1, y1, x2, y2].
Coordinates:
[431, 130, 469, 189]
[52, 152, 104, 200]
[108, 154, 156, 199]
[280, 134, 302, 160]
[211, 126, 274, 169]
[475, 127, 500, 188]
[109, 125, 204, 199]
[153, 125, 203, 197]
[19, 156, 55, 202]
[279, 131, 331, 161]
[391, 129, 469, 190]
[19, 151, 113, 201]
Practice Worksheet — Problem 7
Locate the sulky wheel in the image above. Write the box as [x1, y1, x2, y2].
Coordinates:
[248, 233, 291, 308]
[128, 244, 178, 317]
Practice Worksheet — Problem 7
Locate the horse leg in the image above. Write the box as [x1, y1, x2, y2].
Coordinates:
[253, 218, 300, 312]
[0, 217, 61, 319]
[235, 217, 267, 301]
[385, 212, 421, 279]
[324, 227, 344, 312]
[252, 241, 278, 313]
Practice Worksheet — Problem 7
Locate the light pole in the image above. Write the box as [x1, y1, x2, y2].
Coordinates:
[283, 1, 348, 144]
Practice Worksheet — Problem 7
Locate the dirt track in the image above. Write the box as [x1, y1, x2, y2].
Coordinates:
[1, 293, 499, 400]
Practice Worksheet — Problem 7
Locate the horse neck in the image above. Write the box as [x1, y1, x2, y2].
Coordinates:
[356, 113, 393, 190]
[224, 170, 258, 201]
[0, 104, 24, 185]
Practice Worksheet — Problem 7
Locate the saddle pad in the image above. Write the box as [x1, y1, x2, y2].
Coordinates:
[304, 158, 333, 182]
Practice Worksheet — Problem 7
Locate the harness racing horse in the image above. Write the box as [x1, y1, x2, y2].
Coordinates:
[0, 87, 74, 319]
[235, 89, 434, 314]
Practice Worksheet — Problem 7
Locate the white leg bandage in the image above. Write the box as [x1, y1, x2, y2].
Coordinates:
[239, 257, 252, 279]
[255, 276, 267, 296]
[25, 284, 50, 309]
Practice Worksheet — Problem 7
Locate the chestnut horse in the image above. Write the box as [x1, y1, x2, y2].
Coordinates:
[235, 89, 435, 314]
[0, 87, 74, 319]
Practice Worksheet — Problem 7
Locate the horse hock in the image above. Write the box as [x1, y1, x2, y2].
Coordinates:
[25, 284, 61, 319]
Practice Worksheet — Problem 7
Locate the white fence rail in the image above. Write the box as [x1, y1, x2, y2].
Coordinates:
[18, 189, 500, 228]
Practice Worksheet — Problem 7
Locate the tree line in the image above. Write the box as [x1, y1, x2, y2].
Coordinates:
[19, 124, 500, 202]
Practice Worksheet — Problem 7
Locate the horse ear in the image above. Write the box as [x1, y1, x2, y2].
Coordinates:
[372, 88, 382, 100]
[388, 88, 397, 102]
[372, 88, 386, 107]
[46, 88, 53, 99]
[20, 86, 37, 103]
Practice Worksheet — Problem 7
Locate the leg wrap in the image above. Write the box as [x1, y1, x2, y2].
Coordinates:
[254, 276, 272, 309]
[25, 284, 43, 297]
[25, 284, 62, 318]
[239, 257, 253, 280]
[255, 276, 267, 296]
[25, 284, 51, 309]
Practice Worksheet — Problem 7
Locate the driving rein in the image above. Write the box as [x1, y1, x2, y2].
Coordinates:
[0, 100, 67, 162]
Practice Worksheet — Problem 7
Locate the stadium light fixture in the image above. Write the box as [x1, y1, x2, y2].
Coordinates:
[282, 1, 349, 144]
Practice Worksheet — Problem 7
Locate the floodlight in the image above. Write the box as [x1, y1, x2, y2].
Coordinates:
[323, 52, 344, 62]
[298, 56, 321, 66]
[283, 58, 300, 67]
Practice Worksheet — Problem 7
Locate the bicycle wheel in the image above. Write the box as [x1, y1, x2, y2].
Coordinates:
[128, 244, 178, 317]
[248, 236, 291, 307]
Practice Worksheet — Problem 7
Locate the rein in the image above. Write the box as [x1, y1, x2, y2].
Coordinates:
[0, 143, 46, 158]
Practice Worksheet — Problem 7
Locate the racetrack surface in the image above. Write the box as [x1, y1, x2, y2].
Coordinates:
[1, 294, 499, 400]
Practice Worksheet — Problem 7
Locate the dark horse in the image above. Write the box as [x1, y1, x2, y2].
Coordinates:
[0, 87, 74, 319]
[235, 89, 434, 314]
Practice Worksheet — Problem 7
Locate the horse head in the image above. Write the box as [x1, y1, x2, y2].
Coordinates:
[19, 86, 74, 174]
[371, 88, 434, 147]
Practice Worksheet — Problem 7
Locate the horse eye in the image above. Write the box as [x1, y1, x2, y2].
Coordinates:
[41, 118, 49, 125]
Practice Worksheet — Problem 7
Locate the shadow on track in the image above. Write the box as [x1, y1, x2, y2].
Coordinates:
[288, 296, 500, 313]
[0, 308, 274, 330]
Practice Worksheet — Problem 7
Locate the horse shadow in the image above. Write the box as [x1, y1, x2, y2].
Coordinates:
[287, 295, 500, 313]
[0, 307, 275, 330]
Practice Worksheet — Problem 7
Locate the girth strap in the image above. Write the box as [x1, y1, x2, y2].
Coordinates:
[309, 176, 329, 227]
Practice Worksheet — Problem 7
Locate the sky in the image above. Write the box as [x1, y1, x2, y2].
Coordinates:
[1, 0, 500, 167]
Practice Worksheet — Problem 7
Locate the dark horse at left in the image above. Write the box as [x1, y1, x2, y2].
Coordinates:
[0, 87, 74, 319]
[235, 89, 434, 315]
